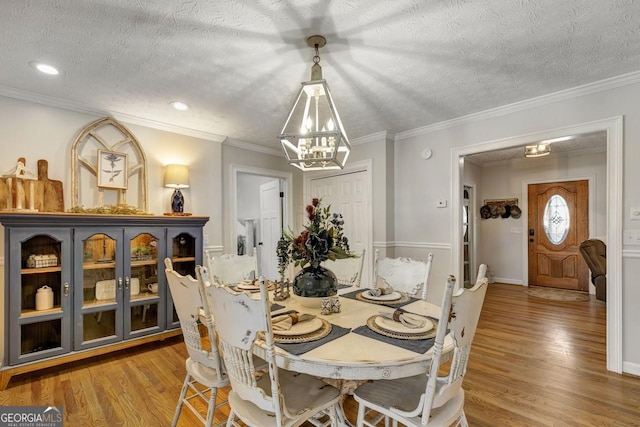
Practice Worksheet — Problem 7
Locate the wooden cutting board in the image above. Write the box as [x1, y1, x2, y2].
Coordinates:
[36, 159, 64, 212]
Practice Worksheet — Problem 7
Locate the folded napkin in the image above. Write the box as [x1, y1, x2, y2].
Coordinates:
[272, 313, 316, 331]
[378, 309, 427, 329]
[369, 277, 394, 297]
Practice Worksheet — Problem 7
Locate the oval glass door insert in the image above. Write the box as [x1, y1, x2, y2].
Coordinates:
[543, 194, 570, 244]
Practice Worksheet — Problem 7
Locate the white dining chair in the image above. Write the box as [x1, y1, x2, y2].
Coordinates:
[476, 263, 488, 286]
[205, 247, 258, 285]
[373, 249, 434, 300]
[321, 249, 366, 288]
[204, 277, 342, 427]
[164, 258, 229, 427]
[353, 276, 489, 427]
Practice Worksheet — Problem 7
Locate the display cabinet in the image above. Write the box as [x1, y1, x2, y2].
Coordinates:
[0, 213, 208, 389]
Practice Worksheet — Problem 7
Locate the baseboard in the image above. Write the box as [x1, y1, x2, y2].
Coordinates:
[623, 361, 640, 377]
[493, 277, 524, 285]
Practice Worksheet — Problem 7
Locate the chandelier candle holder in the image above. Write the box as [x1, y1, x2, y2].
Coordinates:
[279, 35, 351, 171]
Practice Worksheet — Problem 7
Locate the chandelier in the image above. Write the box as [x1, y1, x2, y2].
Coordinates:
[279, 35, 351, 171]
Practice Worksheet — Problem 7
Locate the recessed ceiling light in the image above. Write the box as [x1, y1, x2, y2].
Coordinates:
[170, 101, 189, 111]
[29, 61, 59, 75]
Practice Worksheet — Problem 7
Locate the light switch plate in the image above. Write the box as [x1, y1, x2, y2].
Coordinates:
[631, 207, 640, 220]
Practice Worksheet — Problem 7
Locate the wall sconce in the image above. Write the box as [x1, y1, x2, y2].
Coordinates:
[163, 164, 190, 213]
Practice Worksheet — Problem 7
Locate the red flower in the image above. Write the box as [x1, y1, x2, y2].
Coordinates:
[312, 198, 320, 207]
[306, 204, 315, 221]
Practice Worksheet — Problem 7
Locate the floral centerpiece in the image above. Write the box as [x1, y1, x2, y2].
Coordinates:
[278, 198, 355, 302]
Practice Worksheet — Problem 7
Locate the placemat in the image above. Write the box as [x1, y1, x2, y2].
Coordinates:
[275, 323, 351, 355]
[351, 319, 438, 354]
[270, 303, 285, 311]
[340, 289, 418, 308]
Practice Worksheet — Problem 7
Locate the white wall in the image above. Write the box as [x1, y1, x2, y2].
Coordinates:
[476, 151, 606, 285]
[393, 78, 640, 372]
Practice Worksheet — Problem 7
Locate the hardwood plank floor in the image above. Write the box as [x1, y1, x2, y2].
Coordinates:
[1, 283, 638, 426]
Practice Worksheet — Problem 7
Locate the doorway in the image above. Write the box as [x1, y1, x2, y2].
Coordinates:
[230, 165, 293, 281]
[527, 180, 589, 291]
[451, 116, 623, 373]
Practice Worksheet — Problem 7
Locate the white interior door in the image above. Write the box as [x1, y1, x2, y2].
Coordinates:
[310, 171, 371, 285]
[259, 179, 281, 280]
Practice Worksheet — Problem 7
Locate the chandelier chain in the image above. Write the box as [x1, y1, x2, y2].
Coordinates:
[313, 44, 321, 65]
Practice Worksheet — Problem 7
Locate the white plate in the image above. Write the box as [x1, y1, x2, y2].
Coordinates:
[274, 317, 323, 336]
[236, 282, 259, 290]
[374, 315, 433, 334]
[361, 290, 402, 301]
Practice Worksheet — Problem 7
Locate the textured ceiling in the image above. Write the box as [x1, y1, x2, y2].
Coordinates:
[1, 1, 640, 151]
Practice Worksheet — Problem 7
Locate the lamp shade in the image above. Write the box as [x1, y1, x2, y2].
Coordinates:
[163, 164, 190, 188]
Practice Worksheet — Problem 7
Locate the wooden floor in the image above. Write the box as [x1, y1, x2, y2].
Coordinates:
[1, 283, 639, 426]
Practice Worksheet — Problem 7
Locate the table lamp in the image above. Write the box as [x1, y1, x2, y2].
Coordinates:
[163, 164, 190, 213]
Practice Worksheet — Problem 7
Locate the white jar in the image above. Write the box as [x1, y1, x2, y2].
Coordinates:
[35, 285, 54, 310]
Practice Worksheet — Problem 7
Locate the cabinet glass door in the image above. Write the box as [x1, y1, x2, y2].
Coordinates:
[74, 230, 123, 349]
[126, 229, 165, 337]
[10, 230, 71, 365]
[166, 228, 201, 329]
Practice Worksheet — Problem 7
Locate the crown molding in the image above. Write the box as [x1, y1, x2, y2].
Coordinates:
[0, 84, 228, 143]
[350, 130, 388, 146]
[395, 70, 640, 141]
[223, 138, 283, 156]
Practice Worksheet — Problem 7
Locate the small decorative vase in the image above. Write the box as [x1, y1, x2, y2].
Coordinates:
[293, 265, 338, 307]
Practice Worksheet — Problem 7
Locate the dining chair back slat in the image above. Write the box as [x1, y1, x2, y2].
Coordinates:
[373, 249, 434, 300]
[322, 249, 366, 288]
[205, 247, 258, 285]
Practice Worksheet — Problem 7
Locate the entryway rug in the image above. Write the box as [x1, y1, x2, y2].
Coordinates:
[526, 286, 590, 302]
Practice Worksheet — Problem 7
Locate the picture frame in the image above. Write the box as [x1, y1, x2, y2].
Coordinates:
[97, 150, 128, 189]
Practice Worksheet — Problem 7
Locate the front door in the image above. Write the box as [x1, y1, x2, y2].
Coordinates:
[527, 180, 589, 291]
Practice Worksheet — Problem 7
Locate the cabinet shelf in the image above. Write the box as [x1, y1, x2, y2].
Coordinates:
[20, 307, 63, 318]
[82, 261, 116, 270]
[21, 266, 62, 275]
[131, 259, 158, 267]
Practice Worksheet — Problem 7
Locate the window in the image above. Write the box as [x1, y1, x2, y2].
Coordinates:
[543, 194, 569, 244]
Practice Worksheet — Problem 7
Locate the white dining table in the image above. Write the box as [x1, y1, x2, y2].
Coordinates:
[253, 286, 454, 382]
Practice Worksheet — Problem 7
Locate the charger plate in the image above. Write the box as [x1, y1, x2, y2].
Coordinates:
[366, 315, 438, 340]
[361, 290, 402, 301]
[374, 315, 433, 334]
[273, 318, 332, 343]
[356, 291, 411, 305]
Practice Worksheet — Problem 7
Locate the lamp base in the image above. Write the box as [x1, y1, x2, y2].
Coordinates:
[171, 189, 184, 213]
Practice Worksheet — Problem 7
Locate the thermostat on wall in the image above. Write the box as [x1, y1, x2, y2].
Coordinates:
[422, 148, 433, 159]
